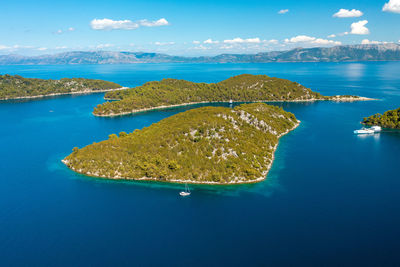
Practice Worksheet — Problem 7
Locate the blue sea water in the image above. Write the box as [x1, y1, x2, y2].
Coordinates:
[0, 62, 400, 266]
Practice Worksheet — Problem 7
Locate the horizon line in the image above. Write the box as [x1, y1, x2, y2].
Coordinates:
[1, 43, 400, 58]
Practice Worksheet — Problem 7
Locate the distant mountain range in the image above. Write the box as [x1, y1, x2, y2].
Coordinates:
[1, 44, 400, 65]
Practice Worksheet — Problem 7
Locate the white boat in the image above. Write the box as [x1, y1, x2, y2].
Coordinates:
[179, 183, 191, 196]
[354, 128, 374, 134]
[354, 127, 374, 134]
[354, 125, 382, 134]
[371, 126, 382, 132]
[229, 99, 233, 104]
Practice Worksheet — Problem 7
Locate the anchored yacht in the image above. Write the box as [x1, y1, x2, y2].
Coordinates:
[354, 126, 382, 134]
[370, 126, 382, 132]
[354, 128, 374, 134]
[180, 183, 191, 196]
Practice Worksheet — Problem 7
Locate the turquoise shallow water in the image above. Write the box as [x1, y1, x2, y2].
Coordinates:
[1, 63, 400, 266]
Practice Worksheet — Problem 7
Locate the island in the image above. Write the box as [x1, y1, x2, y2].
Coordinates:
[0, 74, 124, 100]
[363, 107, 400, 129]
[63, 103, 299, 184]
[93, 74, 371, 117]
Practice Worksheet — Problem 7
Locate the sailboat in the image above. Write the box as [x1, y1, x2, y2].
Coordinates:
[179, 183, 191, 196]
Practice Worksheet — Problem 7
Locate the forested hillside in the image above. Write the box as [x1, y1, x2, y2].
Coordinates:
[93, 74, 329, 116]
[64, 103, 299, 184]
[363, 107, 400, 129]
[0, 74, 122, 100]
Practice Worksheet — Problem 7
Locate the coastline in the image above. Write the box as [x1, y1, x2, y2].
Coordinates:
[61, 119, 301, 185]
[94, 96, 376, 117]
[0, 87, 129, 101]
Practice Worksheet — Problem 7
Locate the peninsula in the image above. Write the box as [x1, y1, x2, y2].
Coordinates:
[63, 103, 299, 184]
[0, 74, 123, 100]
[93, 74, 371, 117]
[363, 107, 400, 129]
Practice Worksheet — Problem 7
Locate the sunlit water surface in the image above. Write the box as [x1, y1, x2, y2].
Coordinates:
[1, 62, 400, 266]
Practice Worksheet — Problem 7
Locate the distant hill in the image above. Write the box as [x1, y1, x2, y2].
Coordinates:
[1, 44, 400, 64]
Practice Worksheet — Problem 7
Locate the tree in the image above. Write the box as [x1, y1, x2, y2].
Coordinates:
[109, 134, 118, 139]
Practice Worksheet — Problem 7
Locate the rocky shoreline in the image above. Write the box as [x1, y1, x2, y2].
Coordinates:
[0, 87, 128, 101]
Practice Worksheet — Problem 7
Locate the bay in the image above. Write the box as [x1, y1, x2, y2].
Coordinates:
[1, 62, 400, 266]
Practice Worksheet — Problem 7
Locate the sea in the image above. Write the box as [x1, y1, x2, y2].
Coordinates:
[0, 62, 400, 266]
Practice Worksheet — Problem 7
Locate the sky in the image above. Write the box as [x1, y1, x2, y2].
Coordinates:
[0, 0, 399, 56]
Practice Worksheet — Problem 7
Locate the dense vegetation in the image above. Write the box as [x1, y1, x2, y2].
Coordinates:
[363, 107, 400, 129]
[93, 74, 331, 116]
[64, 103, 299, 184]
[0, 74, 122, 100]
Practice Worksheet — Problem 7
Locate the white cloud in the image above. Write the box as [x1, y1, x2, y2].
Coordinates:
[264, 39, 279, 44]
[139, 18, 169, 27]
[96, 43, 114, 49]
[220, 45, 234, 49]
[154, 41, 175, 46]
[90, 19, 138, 30]
[223, 37, 261, 44]
[204, 39, 219, 44]
[55, 27, 76, 34]
[90, 18, 169, 30]
[278, 9, 289, 14]
[192, 40, 200, 44]
[285, 35, 316, 43]
[328, 34, 336, 38]
[0, 44, 42, 52]
[313, 38, 342, 45]
[333, 9, 363, 18]
[13, 45, 33, 49]
[284, 35, 341, 45]
[350, 20, 370, 35]
[361, 39, 388, 45]
[193, 45, 211, 50]
[383, 0, 400, 13]
[55, 46, 68, 49]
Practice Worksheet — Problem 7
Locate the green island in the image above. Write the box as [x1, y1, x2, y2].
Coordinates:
[93, 74, 371, 117]
[363, 107, 400, 129]
[0, 74, 123, 100]
[63, 103, 299, 184]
